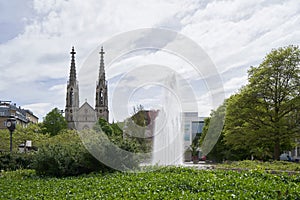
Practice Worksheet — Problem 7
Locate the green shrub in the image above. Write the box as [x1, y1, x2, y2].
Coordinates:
[0, 153, 33, 170]
[32, 131, 112, 177]
[33, 141, 111, 177]
[217, 160, 300, 171]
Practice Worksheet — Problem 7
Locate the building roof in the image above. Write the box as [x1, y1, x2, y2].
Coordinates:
[0, 101, 38, 122]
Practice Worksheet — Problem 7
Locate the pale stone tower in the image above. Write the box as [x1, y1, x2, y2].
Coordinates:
[65, 47, 79, 129]
[65, 46, 109, 131]
[95, 47, 109, 121]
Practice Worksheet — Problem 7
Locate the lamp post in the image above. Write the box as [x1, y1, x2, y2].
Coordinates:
[6, 117, 16, 153]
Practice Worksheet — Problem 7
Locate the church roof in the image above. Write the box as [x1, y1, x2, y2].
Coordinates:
[78, 101, 95, 112]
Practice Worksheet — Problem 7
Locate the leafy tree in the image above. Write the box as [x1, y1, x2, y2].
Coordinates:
[42, 108, 67, 136]
[224, 46, 300, 160]
[96, 118, 114, 136]
[94, 117, 151, 155]
[33, 130, 112, 176]
[131, 104, 147, 127]
[199, 101, 226, 157]
[199, 101, 235, 162]
[132, 104, 145, 115]
[0, 123, 49, 152]
[199, 117, 225, 162]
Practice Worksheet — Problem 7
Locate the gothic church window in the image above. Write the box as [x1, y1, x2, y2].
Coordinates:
[70, 88, 74, 106]
[100, 89, 104, 105]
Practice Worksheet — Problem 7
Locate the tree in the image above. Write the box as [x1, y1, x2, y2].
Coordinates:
[42, 108, 67, 136]
[33, 130, 112, 176]
[224, 90, 273, 160]
[131, 104, 147, 127]
[199, 101, 239, 162]
[224, 45, 300, 160]
[0, 123, 49, 152]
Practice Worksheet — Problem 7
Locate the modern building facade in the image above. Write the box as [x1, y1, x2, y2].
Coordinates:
[65, 47, 109, 130]
[183, 112, 205, 161]
[0, 101, 38, 129]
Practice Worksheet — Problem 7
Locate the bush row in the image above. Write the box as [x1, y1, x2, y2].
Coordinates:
[0, 153, 33, 171]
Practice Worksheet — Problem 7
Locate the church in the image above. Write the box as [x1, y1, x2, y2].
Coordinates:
[65, 47, 109, 130]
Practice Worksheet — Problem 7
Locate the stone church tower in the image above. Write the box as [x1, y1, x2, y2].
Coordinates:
[65, 47, 79, 129]
[65, 46, 109, 130]
[95, 47, 109, 121]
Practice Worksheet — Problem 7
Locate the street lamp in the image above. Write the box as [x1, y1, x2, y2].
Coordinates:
[6, 117, 16, 153]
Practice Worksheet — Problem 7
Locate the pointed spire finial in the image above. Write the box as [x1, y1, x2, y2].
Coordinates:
[69, 46, 77, 83]
[98, 46, 105, 82]
[71, 46, 76, 55]
[99, 46, 105, 56]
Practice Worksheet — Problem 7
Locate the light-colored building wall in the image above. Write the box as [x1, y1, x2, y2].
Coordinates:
[183, 112, 205, 161]
[0, 101, 38, 129]
[183, 112, 205, 150]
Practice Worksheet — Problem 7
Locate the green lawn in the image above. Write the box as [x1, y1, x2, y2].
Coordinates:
[1, 167, 300, 199]
[216, 160, 300, 172]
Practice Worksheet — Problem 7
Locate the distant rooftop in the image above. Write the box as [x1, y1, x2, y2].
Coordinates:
[0, 100, 38, 121]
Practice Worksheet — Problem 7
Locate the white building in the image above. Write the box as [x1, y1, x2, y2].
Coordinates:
[183, 112, 205, 161]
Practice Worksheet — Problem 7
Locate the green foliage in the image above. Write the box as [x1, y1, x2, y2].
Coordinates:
[83, 130, 139, 172]
[42, 108, 68, 136]
[110, 122, 123, 137]
[1, 167, 300, 199]
[96, 118, 151, 154]
[217, 160, 300, 172]
[224, 45, 300, 160]
[0, 153, 34, 170]
[0, 124, 49, 152]
[199, 101, 230, 162]
[96, 118, 113, 136]
[131, 104, 146, 126]
[32, 130, 111, 177]
[128, 105, 154, 153]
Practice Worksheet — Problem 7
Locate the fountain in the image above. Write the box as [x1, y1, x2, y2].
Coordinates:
[152, 73, 183, 165]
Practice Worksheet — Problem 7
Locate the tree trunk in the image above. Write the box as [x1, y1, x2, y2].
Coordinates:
[274, 140, 280, 160]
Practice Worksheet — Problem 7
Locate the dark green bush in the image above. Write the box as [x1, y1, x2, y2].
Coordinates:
[0, 153, 33, 170]
[32, 142, 111, 177]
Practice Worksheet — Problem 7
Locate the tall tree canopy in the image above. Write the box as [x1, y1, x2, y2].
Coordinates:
[224, 45, 300, 160]
[199, 102, 229, 162]
[42, 108, 68, 136]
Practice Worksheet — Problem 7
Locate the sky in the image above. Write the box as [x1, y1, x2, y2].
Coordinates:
[0, 0, 299, 122]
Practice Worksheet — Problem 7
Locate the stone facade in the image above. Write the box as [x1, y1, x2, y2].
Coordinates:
[65, 47, 109, 130]
[0, 101, 38, 129]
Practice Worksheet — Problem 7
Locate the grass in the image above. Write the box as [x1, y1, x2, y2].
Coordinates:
[1, 166, 300, 199]
[216, 160, 300, 172]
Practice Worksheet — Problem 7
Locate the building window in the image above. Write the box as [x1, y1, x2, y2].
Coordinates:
[184, 124, 190, 142]
[70, 88, 74, 106]
[191, 121, 204, 141]
[100, 89, 104, 105]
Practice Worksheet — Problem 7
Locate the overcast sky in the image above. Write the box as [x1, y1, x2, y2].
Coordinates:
[0, 0, 299, 122]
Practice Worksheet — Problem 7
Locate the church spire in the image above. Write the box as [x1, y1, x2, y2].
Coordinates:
[69, 46, 77, 84]
[95, 46, 109, 121]
[65, 46, 79, 129]
[99, 46, 105, 83]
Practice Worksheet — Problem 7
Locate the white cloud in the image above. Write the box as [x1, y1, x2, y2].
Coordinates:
[223, 75, 248, 97]
[0, 0, 299, 121]
[181, 0, 300, 73]
[22, 102, 52, 120]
